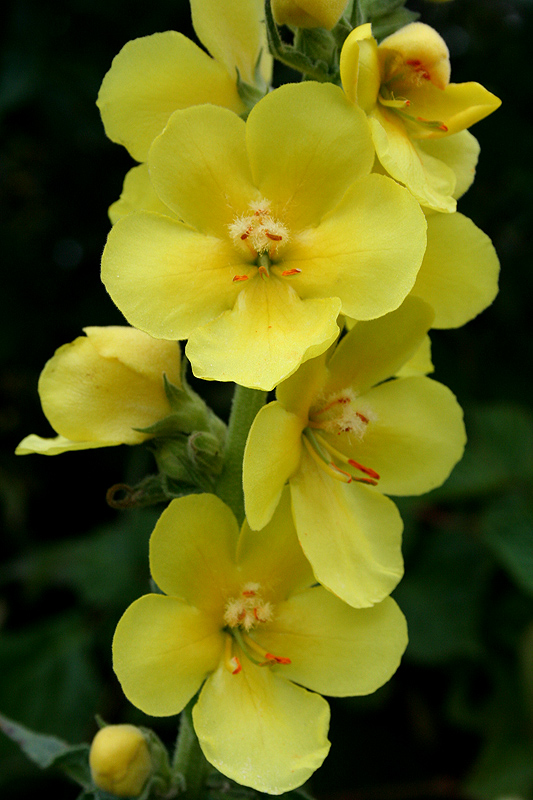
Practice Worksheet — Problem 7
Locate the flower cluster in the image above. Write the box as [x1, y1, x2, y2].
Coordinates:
[17, 0, 500, 795]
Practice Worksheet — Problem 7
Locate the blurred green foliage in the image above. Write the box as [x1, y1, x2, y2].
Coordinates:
[1, 0, 532, 798]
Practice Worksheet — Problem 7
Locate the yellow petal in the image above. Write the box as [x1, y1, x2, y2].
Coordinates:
[290, 449, 404, 608]
[186, 275, 341, 390]
[243, 403, 305, 531]
[149, 494, 239, 616]
[148, 104, 257, 238]
[108, 164, 172, 225]
[283, 173, 427, 319]
[413, 211, 500, 328]
[101, 212, 246, 340]
[418, 129, 479, 201]
[340, 24, 381, 110]
[336, 375, 466, 496]
[369, 109, 457, 212]
[272, 0, 348, 29]
[35, 328, 179, 445]
[193, 657, 331, 794]
[276, 349, 330, 418]
[113, 595, 223, 717]
[380, 22, 450, 90]
[406, 81, 502, 138]
[16, 434, 119, 456]
[325, 296, 434, 396]
[191, 0, 272, 86]
[395, 335, 434, 377]
[246, 82, 374, 231]
[97, 32, 244, 162]
[258, 591, 407, 696]
[238, 487, 316, 600]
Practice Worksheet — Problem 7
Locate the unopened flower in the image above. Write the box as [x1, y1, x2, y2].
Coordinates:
[101, 81, 427, 391]
[16, 327, 181, 455]
[340, 22, 501, 211]
[89, 724, 152, 798]
[97, 0, 272, 164]
[271, 0, 348, 29]
[243, 297, 466, 608]
[113, 492, 407, 793]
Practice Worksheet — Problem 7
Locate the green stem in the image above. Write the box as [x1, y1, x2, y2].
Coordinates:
[215, 384, 268, 525]
[172, 702, 211, 800]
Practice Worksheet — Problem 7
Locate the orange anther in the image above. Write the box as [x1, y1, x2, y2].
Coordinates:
[281, 268, 302, 276]
[265, 232, 283, 241]
[233, 275, 249, 282]
[265, 653, 291, 665]
[348, 459, 380, 480]
[231, 656, 242, 675]
[242, 590, 256, 597]
[439, 124, 448, 131]
[356, 412, 369, 424]
[258, 265, 269, 277]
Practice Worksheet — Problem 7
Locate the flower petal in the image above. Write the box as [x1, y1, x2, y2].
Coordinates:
[101, 212, 245, 340]
[369, 109, 457, 212]
[238, 487, 316, 601]
[258, 591, 407, 696]
[413, 211, 500, 328]
[16, 434, 119, 455]
[35, 331, 178, 445]
[340, 24, 380, 111]
[282, 173, 427, 320]
[243, 403, 305, 531]
[149, 104, 258, 238]
[193, 657, 331, 794]
[97, 32, 244, 162]
[290, 449, 404, 608]
[395, 335, 434, 377]
[419, 130, 479, 200]
[325, 296, 434, 396]
[246, 82, 374, 230]
[191, 0, 272, 86]
[186, 276, 341, 390]
[334, 375, 466, 496]
[109, 164, 173, 225]
[407, 81, 501, 138]
[150, 493, 240, 615]
[113, 595, 223, 716]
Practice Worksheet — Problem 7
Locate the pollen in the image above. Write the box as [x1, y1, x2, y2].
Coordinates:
[228, 197, 290, 257]
[309, 389, 377, 439]
[224, 583, 274, 632]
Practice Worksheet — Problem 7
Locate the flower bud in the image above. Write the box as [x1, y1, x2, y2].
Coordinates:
[272, 0, 347, 30]
[89, 724, 152, 797]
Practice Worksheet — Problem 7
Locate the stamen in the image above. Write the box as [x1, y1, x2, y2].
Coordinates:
[232, 275, 249, 282]
[224, 635, 242, 675]
[281, 268, 302, 277]
[303, 433, 353, 483]
[313, 432, 380, 482]
[241, 632, 291, 666]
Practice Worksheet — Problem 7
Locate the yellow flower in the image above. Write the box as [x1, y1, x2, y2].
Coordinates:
[113, 491, 407, 794]
[340, 22, 501, 212]
[101, 81, 427, 391]
[16, 327, 181, 455]
[243, 297, 466, 608]
[97, 0, 272, 164]
[271, 0, 348, 29]
[89, 724, 152, 798]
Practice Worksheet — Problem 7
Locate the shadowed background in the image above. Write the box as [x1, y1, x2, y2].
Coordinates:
[1, 1, 532, 798]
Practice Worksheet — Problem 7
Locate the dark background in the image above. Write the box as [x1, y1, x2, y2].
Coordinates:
[1, 0, 532, 798]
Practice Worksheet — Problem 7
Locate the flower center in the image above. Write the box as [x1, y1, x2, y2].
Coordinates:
[303, 390, 380, 485]
[228, 198, 302, 283]
[377, 50, 448, 135]
[229, 198, 290, 258]
[223, 583, 291, 675]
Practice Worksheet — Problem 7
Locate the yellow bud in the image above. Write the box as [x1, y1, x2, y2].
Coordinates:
[89, 724, 152, 798]
[272, 0, 347, 29]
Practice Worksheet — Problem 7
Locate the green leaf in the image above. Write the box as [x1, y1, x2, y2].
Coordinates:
[0, 713, 91, 788]
[480, 492, 533, 596]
